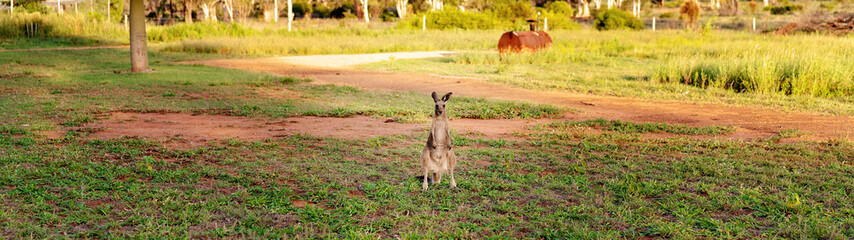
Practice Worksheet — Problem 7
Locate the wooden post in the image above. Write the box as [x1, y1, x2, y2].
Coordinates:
[287, 0, 292, 31]
[422, 15, 426, 31]
[274, 0, 278, 23]
[124, 14, 128, 30]
[57, 0, 61, 14]
[107, 0, 111, 23]
[10, 0, 13, 15]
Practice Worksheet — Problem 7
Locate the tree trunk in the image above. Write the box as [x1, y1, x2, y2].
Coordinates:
[576, 0, 590, 17]
[184, 1, 193, 23]
[361, 0, 369, 23]
[129, 0, 149, 72]
[287, 0, 292, 31]
[396, 0, 407, 19]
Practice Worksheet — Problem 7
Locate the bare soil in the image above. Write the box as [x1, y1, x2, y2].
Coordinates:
[186, 56, 854, 142]
[77, 112, 547, 148]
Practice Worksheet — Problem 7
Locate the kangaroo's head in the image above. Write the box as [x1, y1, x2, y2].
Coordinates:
[431, 92, 452, 117]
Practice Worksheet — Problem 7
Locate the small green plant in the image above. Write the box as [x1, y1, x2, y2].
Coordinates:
[594, 9, 645, 31]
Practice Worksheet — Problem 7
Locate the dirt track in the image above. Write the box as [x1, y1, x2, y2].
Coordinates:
[186, 54, 854, 142]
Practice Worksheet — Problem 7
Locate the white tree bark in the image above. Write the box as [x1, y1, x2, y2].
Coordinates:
[288, 0, 293, 30]
[225, 0, 234, 22]
[57, 0, 61, 14]
[360, 0, 369, 22]
[576, 0, 590, 17]
[763, 0, 768, 6]
[427, 0, 443, 11]
[202, 3, 210, 21]
[395, 0, 408, 19]
[592, 0, 600, 9]
[274, 0, 278, 22]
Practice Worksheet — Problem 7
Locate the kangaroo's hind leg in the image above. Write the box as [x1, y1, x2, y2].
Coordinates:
[434, 173, 441, 184]
[449, 152, 457, 188]
[422, 169, 430, 190]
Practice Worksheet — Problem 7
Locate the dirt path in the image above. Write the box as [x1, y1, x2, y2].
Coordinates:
[186, 55, 854, 142]
[76, 112, 551, 148]
[0, 46, 127, 52]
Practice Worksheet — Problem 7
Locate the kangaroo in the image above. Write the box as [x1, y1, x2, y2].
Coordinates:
[421, 92, 457, 190]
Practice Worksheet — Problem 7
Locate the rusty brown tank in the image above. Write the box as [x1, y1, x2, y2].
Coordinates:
[497, 31, 553, 54]
[497, 20, 553, 54]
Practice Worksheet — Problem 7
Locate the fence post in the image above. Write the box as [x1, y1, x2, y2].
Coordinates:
[752, 17, 756, 32]
[544, 17, 548, 31]
[422, 15, 426, 31]
[10, 0, 13, 15]
[652, 17, 656, 31]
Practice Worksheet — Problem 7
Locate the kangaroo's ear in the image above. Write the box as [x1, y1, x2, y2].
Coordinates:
[431, 92, 438, 102]
[442, 92, 453, 102]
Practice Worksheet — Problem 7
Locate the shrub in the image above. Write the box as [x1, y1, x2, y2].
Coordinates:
[594, 9, 644, 31]
[659, 12, 676, 19]
[381, 8, 397, 22]
[331, 2, 355, 18]
[488, 0, 536, 21]
[545, 1, 574, 17]
[314, 4, 332, 18]
[764, 4, 803, 15]
[146, 23, 256, 42]
[397, 9, 509, 30]
[293, 0, 313, 18]
[820, 2, 836, 11]
[18, 0, 51, 14]
[680, 0, 701, 28]
[542, 11, 582, 30]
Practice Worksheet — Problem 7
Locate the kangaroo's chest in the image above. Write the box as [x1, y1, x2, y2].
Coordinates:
[431, 122, 450, 145]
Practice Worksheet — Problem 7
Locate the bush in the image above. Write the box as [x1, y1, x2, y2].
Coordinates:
[542, 11, 582, 30]
[293, 0, 313, 18]
[397, 9, 509, 30]
[314, 4, 332, 18]
[594, 9, 644, 30]
[0, 14, 125, 39]
[764, 4, 803, 15]
[18, 0, 51, 14]
[488, 0, 536, 21]
[545, 1, 574, 17]
[331, 2, 354, 18]
[381, 8, 397, 22]
[146, 23, 256, 42]
[659, 12, 675, 19]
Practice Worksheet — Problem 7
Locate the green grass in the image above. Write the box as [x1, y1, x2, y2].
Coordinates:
[359, 29, 854, 116]
[3, 20, 854, 238]
[538, 118, 736, 135]
[1, 119, 852, 238]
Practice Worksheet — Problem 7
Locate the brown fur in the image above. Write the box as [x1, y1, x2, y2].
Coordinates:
[421, 92, 457, 190]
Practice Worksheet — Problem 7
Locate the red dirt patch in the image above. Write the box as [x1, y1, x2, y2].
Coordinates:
[77, 112, 550, 148]
[188, 58, 854, 142]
